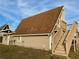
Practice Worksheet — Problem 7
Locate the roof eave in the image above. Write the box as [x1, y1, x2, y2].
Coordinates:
[12, 33, 50, 36]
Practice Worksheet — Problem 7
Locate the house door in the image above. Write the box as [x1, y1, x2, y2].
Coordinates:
[0, 36, 3, 43]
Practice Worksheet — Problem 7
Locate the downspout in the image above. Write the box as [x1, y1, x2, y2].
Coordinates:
[48, 33, 52, 50]
[6, 34, 9, 45]
[48, 33, 53, 59]
[20, 35, 22, 46]
[7, 31, 10, 45]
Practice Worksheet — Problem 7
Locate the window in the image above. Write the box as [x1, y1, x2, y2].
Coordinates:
[54, 31, 57, 33]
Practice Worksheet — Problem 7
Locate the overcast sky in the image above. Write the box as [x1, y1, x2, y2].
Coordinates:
[0, 0, 79, 30]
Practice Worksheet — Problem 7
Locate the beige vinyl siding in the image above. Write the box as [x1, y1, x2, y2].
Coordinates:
[13, 36, 49, 51]
[2, 36, 10, 45]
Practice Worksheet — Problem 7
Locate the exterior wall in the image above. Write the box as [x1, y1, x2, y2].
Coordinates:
[52, 9, 67, 34]
[2, 35, 10, 45]
[59, 7, 64, 21]
[11, 35, 49, 51]
[60, 21, 67, 30]
[51, 8, 67, 36]
[2, 36, 7, 44]
[59, 8, 67, 31]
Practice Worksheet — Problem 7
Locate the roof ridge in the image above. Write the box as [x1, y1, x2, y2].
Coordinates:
[22, 6, 63, 21]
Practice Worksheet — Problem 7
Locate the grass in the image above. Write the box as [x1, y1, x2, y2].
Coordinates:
[0, 44, 79, 59]
[0, 44, 50, 59]
[69, 46, 79, 59]
[52, 45, 79, 59]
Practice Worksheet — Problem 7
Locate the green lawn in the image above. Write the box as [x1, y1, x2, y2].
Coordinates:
[0, 44, 50, 59]
[0, 44, 79, 59]
[69, 46, 79, 59]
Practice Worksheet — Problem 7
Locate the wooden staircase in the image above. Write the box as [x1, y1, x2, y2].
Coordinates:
[65, 21, 77, 55]
[52, 21, 78, 56]
[52, 30, 68, 56]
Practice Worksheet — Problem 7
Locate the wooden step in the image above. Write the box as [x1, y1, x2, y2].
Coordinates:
[56, 44, 65, 50]
[53, 50, 66, 56]
[55, 49, 65, 53]
[53, 44, 66, 56]
[53, 52, 67, 56]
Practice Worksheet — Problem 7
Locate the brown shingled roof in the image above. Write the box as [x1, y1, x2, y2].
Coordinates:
[15, 6, 63, 34]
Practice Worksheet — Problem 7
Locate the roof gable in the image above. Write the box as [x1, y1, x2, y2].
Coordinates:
[0, 24, 9, 31]
[15, 6, 63, 34]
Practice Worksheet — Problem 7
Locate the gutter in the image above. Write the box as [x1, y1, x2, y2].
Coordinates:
[12, 33, 50, 37]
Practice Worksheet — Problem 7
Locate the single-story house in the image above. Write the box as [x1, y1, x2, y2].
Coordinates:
[0, 24, 12, 45]
[11, 6, 67, 52]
